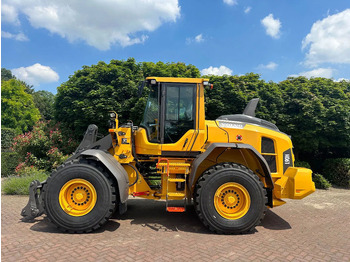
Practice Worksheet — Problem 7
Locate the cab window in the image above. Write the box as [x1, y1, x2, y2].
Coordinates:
[164, 84, 195, 143]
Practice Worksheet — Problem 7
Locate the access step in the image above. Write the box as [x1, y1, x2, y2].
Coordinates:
[167, 207, 185, 212]
[167, 192, 185, 197]
[168, 178, 186, 182]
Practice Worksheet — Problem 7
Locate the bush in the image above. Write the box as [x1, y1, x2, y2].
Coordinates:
[1, 127, 17, 151]
[323, 158, 350, 188]
[1, 152, 21, 177]
[312, 173, 331, 189]
[2, 167, 48, 195]
[294, 160, 311, 169]
[11, 121, 77, 172]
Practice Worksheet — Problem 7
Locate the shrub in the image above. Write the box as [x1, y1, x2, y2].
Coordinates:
[294, 160, 311, 169]
[312, 173, 331, 189]
[1, 127, 17, 151]
[322, 158, 350, 188]
[2, 167, 48, 195]
[11, 121, 78, 173]
[1, 152, 21, 177]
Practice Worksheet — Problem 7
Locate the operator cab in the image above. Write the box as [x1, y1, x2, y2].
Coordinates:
[136, 77, 209, 156]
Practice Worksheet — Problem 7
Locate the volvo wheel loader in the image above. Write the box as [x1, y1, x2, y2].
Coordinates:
[21, 77, 315, 234]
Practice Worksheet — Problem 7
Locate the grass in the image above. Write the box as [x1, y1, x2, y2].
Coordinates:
[2, 172, 48, 195]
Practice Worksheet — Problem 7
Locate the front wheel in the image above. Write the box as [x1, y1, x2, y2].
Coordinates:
[43, 159, 117, 233]
[194, 163, 267, 234]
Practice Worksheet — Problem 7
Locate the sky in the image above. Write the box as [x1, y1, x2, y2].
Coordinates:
[1, 0, 350, 94]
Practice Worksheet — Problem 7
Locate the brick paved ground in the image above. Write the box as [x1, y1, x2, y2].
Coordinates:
[2, 188, 350, 262]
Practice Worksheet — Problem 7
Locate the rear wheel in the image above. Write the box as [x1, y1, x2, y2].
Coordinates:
[194, 163, 267, 234]
[43, 159, 117, 233]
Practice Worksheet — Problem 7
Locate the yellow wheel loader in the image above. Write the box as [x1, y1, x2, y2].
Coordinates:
[21, 77, 315, 234]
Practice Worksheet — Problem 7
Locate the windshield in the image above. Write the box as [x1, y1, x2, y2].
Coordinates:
[140, 83, 159, 143]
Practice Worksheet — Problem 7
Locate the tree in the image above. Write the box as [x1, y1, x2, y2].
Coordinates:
[55, 58, 200, 138]
[1, 79, 41, 133]
[1, 67, 34, 94]
[1, 68, 14, 82]
[278, 77, 350, 159]
[33, 90, 55, 120]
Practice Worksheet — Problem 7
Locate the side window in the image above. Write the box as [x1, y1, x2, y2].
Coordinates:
[141, 85, 159, 143]
[164, 84, 195, 143]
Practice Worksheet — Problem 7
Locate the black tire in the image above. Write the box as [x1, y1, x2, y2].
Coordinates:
[194, 162, 267, 234]
[42, 159, 117, 233]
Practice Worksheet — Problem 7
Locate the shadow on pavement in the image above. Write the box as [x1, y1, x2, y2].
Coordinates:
[115, 198, 210, 234]
[26, 198, 290, 234]
[259, 209, 291, 230]
[28, 216, 120, 234]
[115, 198, 291, 234]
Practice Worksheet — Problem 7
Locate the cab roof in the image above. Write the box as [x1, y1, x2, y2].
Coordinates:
[146, 77, 209, 84]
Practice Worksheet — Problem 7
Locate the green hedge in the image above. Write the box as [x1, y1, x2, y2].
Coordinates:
[294, 160, 311, 169]
[312, 173, 331, 189]
[2, 171, 48, 195]
[1, 152, 20, 177]
[1, 127, 17, 151]
[323, 158, 350, 188]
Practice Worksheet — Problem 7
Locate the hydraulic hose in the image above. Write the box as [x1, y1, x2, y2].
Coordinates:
[122, 163, 140, 187]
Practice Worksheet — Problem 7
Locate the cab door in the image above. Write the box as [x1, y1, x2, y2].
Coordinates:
[160, 83, 201, 156]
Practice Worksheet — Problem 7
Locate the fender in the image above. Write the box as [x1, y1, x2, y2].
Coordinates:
[189, 142, 274, 190]
[80, 149, 129, 204]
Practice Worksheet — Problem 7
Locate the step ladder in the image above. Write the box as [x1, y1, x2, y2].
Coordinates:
[156, 158, 190, 213]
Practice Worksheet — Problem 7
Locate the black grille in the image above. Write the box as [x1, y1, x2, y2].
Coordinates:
[261, 137, 275, 153]
[263, 155, 277, 173]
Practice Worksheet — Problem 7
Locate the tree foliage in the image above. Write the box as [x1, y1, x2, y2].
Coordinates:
[55, 58, 200, 138]
[1, 67, 34, 94]
[1, 79, 41, 133]
[1, 68, 14, 81]
[33, 90, 55, 120]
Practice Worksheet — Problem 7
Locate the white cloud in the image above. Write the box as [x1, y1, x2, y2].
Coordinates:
[336, 78, 350, 82]
[223, 0, 237, 6]
[11, 63, 59, 86]
[244, 7, 252, 14]
[302, 9, 350, 67]
[186, 33, 204, 44]
[1, 4, 20, 25]
[195, 34, 204, 43]
[201, 66, 233, 76]
[2, 31, 29, 41]
[261, 14, 281, 39]
[257, 62, 278, 70]
[291, 68, 334, 79]
[2, 0, 180, 50]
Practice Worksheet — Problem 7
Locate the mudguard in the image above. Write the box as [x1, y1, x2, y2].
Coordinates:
[189, 143, 273, 188]
[189, 143, 274, 207]
[80, 149, 129, 204]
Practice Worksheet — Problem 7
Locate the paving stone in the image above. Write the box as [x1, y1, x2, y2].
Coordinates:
[2, 188, 350, 261]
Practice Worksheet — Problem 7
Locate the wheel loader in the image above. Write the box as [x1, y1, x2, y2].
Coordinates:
[21, 77, 315, 234]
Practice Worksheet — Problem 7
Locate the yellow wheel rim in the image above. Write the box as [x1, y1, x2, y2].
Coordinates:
[59, 179, 97, 217]
[214, 182, 251, 219]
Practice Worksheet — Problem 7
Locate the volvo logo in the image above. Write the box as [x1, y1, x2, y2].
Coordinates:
[284, 154, 290, 165]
